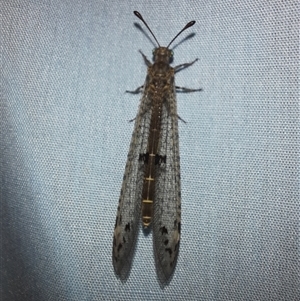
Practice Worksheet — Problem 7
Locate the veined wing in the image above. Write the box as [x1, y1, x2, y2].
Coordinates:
[153, 83, 181, 282]
[112, 85, 152, 279]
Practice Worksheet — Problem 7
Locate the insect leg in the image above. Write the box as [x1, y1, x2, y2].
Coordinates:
[126, 85, 144, 94]
[139, 50, 152, 66]
[175, 86, 202, 93]
[174, 58, 198, 73]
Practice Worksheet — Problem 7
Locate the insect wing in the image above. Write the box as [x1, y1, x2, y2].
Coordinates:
[112, 85, 152, 278]
[153, 83, 181, 281]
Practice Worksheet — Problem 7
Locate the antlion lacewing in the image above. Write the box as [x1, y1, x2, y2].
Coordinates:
[113, 11, 202, 283]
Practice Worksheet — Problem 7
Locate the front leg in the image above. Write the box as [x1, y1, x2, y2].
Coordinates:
[139, 50, 152, 67]
[125, 50, 151, 94]
[175, 58, 198, 73]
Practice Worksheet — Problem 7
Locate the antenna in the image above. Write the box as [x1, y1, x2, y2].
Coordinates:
[167, 21, 195, 48]
[134, 11, 160, 47]
[133, 11, 196, 49]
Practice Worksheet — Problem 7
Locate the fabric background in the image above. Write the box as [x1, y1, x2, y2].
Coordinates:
[1, 0, 299, 300]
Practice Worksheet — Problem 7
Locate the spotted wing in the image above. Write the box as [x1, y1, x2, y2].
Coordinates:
[153, 82, 181, 282]
[112, 78, 154, 279]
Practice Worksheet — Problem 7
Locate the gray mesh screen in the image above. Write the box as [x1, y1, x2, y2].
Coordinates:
[1, 1, 299, 300]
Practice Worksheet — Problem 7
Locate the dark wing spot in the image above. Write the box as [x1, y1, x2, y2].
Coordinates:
[117, 243, 123, 252]
[155, 154, 166, 165]
[139, 152, 149, 163]
[160, 226, 168, 235]
[164, 239, 169, 245]
[165, 248, 172, 256]
[125, 222, 131, 232]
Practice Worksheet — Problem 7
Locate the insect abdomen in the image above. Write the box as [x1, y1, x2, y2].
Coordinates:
[141, 87, 164, 228]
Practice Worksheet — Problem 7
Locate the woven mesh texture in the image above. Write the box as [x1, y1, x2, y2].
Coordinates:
[1, 1, 299, 300]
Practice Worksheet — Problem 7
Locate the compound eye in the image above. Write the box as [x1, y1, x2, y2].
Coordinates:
[170, 50, 174, 57]
[152, 48, 156, 55]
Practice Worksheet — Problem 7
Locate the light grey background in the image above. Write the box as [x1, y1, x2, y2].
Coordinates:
[1, 0, 299, 300]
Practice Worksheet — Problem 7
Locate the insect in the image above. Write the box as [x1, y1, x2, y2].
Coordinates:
[113, 11, 201, 282]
